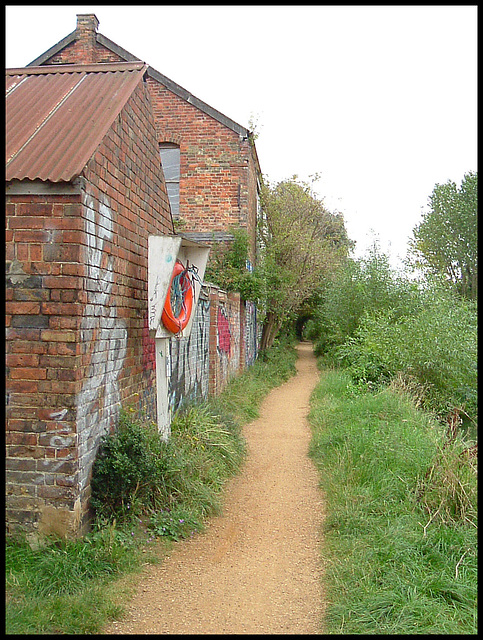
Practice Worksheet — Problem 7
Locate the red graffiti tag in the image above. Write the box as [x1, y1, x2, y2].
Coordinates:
[217, 308, 231, 355]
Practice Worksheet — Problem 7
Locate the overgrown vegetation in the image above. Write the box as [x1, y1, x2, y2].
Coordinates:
[204, 225, 264, 302]
[308, 369, 477, 634]
[205, 175, 353, 351]
[258, 175, 352, 350]
[305, 243, 477, 429]
[408, 171, 477, 300]
[303, 172, 477, 633]
[90, 404, 246, 531]
[5, 338, 297, 635]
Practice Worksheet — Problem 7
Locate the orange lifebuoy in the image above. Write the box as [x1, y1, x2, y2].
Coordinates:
[161, 260, 194, 334]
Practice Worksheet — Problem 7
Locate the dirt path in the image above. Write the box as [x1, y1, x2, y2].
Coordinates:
[104, 341, 325, 634]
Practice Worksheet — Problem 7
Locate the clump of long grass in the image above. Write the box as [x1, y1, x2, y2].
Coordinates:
[210, 334, 297, 424]
[90, 401, 247, 537]
[416, 419, 477, 530]
[5, 523, 141, 634]
[309, 369, 477, 635]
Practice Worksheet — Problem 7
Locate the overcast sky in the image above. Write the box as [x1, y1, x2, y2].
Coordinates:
[5, 5, 478, 268]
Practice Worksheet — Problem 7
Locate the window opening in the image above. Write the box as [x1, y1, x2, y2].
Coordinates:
[159, 143, 180, 218]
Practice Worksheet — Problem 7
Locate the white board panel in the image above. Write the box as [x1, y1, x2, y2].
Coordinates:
[148, 235, 182, 331]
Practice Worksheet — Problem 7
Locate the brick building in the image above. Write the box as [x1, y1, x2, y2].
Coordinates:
[29, 13, 263, 266]
[6, 14, 263, 539]
[6, 61, 175, 536]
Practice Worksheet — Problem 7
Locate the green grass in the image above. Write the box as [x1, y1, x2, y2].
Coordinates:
[308, 368, 478, 634]
[5, 523, 144, 634]
[5, 338, 297, 635]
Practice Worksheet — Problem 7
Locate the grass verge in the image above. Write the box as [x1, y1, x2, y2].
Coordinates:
[308, 368, 477, 634]
[5, 338, 297, 635]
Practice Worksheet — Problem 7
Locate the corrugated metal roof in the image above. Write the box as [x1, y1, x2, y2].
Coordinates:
[6, 61, 147, 183]
[28, 27, 251, 140]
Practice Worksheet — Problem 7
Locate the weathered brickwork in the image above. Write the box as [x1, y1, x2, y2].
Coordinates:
[6, 193, 84, 533]
[148, 79, 248, 230]
[6, 74, 174, 536]
[6, 13, 263, 537]
[44, 14, 122, 66]
[208, 288, 244, 398]
[36, 14, 260, 263]
[75, 84, 173, 517]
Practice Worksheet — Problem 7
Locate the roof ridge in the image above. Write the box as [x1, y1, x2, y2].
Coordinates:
[8, 61, 147, 75]
[27, 26, 250, 137]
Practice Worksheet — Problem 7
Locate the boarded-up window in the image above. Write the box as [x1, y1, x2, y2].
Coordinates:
[159, 143, 180, 218]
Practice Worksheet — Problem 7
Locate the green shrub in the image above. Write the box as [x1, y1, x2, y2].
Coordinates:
[204, 225, 264, 301]
[91, 338, 297, 530]
[312, 244, 420, 358]
[90, 412, 170, 520]
[91, 405, 246, 529]
[335, 284, 477, 423]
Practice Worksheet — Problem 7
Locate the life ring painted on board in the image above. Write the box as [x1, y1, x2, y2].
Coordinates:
[161, 260, 194, 334]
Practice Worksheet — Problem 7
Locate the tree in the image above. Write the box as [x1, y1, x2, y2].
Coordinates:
[258, 176, 352, 351]
[408, 171, 477, 299]
[309, 241, 420, 358]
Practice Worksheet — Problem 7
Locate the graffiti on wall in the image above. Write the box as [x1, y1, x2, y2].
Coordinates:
[168, 291, 210, 413]
[245, 300, 257, 367]
[76, 193, 127, 492]
[217, 307, 231, 356]
[216, 298, 240, 387]
[227, 297, 241, 377]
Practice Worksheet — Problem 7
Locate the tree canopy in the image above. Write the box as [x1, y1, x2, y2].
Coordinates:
[258, 176, 352, 350]
[409, 171, 477, 299]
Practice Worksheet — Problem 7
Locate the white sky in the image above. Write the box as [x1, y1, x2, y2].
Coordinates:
[5, 5, 478, 268]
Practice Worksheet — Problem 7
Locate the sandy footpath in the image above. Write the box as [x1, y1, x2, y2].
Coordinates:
[103, 341, 325, 634]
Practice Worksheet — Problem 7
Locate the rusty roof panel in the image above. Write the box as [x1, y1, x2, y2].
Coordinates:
[6, 62, 147, 183]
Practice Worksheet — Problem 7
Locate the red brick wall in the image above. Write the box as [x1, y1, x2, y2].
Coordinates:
[148, 78, 247, 231]
[39, 23, 260, 262]
[75, 78, 173, 516]
[6, 193, 84, 533]
[5, 77, 173, 535]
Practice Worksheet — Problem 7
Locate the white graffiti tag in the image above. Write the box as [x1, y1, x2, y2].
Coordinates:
[76, 193, 127, 492]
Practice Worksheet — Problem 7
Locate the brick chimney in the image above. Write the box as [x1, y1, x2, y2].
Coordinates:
[75, 14, 99, 63]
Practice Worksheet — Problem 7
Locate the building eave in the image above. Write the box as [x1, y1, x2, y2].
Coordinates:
[97, 33, 250, 138]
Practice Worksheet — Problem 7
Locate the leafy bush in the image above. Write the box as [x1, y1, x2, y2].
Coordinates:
[90, 412, 170, 520]
[204, 225, 264, 301]
[91, 337, 297, 529]
[336, 282, 477, 423]
[312, 244, 419, 359]
[91, 405, 246, 528]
